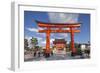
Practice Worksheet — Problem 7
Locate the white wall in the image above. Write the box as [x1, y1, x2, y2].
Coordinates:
[0, 0, 100, 73]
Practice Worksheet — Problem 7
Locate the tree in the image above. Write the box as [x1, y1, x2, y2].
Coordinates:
[74, 43, 79, 49]
[68, 41, 71, 51]
[24, 39, 29, 50]
[31, 37, 38, 49]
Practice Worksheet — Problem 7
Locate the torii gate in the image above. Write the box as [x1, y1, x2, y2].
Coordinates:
[35, 20, 81, 56]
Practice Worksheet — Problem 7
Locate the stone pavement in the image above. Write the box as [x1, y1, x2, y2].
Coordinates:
[24, 52, 89, 62]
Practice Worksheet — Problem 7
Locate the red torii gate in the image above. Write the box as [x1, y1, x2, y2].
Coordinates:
[35, 20, 81, 56]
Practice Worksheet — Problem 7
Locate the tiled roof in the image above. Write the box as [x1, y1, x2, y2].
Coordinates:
[53, 39, 66, 44]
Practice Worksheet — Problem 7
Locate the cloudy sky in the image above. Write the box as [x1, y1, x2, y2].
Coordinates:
[24, 11, 90, 47]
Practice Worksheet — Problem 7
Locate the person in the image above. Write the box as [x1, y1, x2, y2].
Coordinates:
[34, 51, 36, 57]
[38, 51, 40, 57]
[51, 51, 53, 56]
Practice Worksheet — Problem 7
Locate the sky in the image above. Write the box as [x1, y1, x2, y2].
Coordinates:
[24, 11, 90, 47]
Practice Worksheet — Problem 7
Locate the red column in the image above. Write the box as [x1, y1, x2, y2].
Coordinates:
[46, 29, 50, 53]
[70, 28, 76, 54]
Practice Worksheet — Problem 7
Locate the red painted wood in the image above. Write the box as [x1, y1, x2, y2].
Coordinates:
[70, 28, 76, 53]
[36, 21, 81, 54]
[46, 29, 51, 53]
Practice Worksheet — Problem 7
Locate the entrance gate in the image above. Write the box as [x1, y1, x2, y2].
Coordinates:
[35, 20, 81, 57]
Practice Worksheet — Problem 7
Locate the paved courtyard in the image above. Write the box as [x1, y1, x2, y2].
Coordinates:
[24, 52, 89, 62]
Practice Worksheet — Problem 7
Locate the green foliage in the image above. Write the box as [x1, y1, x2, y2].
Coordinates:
[74, 43, 79, 49]
[76, 48, 82, 55]
[31, 37, 38, 45]
[30, 37, 39, 51]
[24, 39, 28, 50]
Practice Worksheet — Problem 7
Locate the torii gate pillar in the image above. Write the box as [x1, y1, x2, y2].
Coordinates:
[70, 28, 76, 56]
[45, 29, 51, 57]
